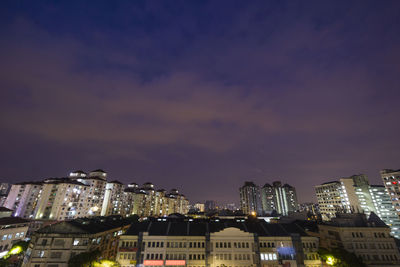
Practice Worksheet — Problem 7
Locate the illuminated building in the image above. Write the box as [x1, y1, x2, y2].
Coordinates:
[101, 180, 125, 216]
[23, 215, 131, 267]
[316, 175, 377, 221]
[34, 178, 88, 220]
[117, 217, 322, 267]
[381, 169, 400, 216]
[369, 185, 400, 238]
[0, 217, 29, 257]
[316, 213, 400, 266]
[194, 203, 205, 212]
[4, 182, 43, 218]
[261, 181, 299, 216]
[4, 170, 189, 221]
[239, 181, 262, 215]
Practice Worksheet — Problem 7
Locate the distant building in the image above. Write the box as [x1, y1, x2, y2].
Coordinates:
[315, 174, 400, 238]
[23, 215, 131, 267]
[204, 200, 216, 212]
[239, 182, 262, 215]
[381, 169, 400, 216]
[4, 182, 43, 218]
[299, 203, 319, 215]
[4, 170, 189, 220]
[261, 181, 299, 216]
[117, 217, 322, 267]
[315, 181, 344, 220]
[194, 203, 205, 212]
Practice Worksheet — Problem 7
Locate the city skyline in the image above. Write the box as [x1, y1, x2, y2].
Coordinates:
[1, 1, 400, 205]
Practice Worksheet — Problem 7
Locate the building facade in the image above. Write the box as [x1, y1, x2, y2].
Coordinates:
[317, 213, 400, 266]
[369, 185, 400, 238]
[261, 181, 299, 216]
[239, 182, 262, 215]
[0, 217, 29, 257]
[117, 218, 322, 267]
[381, 169, 400, 217]
[22, 216, 131, 267]
[4, 170, 189, 221]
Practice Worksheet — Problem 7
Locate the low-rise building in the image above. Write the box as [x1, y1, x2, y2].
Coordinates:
[317, 213, 400, 266]
[0, 217, 29, 257]
[117, 217, 322, 267]
[23, 215, 131, 267]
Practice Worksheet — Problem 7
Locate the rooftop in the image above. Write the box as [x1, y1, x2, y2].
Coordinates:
[125, 218, 309, 237]
[36, 215, 131, 235]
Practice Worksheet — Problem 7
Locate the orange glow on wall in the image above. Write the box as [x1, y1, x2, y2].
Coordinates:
[143, 260, 164, 266]
[165, 260, 186, 265]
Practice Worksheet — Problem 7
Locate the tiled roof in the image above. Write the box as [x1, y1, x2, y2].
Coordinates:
[0, 217, 30, 226]
[37, 215, 131, 234]
[125, 219, 308, 237]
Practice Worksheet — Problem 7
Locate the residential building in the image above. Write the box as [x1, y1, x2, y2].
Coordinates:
[101, 180, 125, 216]
[117, 217, 322, 267]
[317, 213, 400, 266]
[23, 215, 131, 267]
[340, 174, 374, 215]
[239, 181, 262, 215]
[0, 217, 29, 257]
[3, 170, 190, 221]
[194, 203, 205, 212]
[381, 169, 400, 216]
[261, 181, 299, 216]
[123, 183, 189, 217]
[0, 183, 10, 207]
[204, 200, 216, 212]
[71, 169, 108, 217]
[34, 178, 88, 220]
[369, 185, 400, 238]
[315, 181, 344, 221]
[316, 175, 378, 220]
[4, 182, 43, 218]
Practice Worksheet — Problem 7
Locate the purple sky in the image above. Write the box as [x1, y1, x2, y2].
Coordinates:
[1, 1, 400, 205]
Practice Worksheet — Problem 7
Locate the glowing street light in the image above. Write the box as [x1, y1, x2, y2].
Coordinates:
[326, 255, 336, 265]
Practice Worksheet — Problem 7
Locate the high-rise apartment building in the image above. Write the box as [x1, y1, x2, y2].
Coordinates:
[315, 181, 344, 220]
[34, 178, 88, 220]
[261, 181, 299, 216]
[3, 169, 189, 221]
[239, 182, 262, 215]
[4, 182, 43, 218]
[316, 173, 400, 238]
[381, 169, 400, 216]
[315, 175, 375, 221]
[101, 180, 125, 216]
[370, 185, 400, 238]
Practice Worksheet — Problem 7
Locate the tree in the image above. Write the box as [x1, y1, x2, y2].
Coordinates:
[318, 247, 366, 267]
[68, 249, 101, 267]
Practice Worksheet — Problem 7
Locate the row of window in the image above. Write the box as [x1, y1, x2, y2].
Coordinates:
[215, 253, 251, 261]
[216, 242, 250, 249]
[360, 253, 398, 261]
[304, 253, 319, 260]
[349, 242, 394, 249]
[119, 252, 136, 260]
[302, 242, 317, 249]
[1, 232, 25, 241]
[260, 253, 277, 261]
[259, 242, 275, 248]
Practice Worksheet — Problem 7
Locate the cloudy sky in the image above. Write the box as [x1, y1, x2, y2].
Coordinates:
[1, 1, 399, 205]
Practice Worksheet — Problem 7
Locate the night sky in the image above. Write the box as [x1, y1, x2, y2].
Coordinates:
[1, 1, 400, 205]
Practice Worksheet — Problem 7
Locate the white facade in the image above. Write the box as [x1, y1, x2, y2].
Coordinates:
[4, 182, 43, 218]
